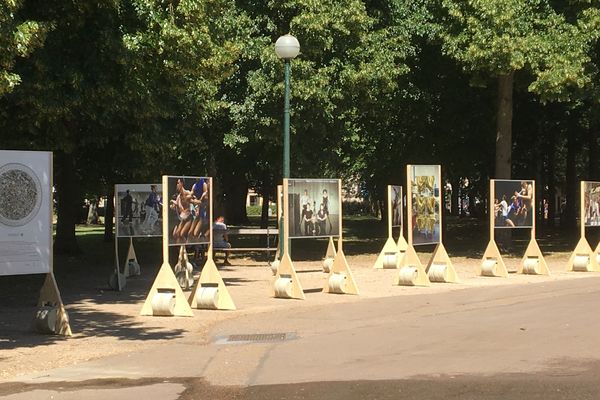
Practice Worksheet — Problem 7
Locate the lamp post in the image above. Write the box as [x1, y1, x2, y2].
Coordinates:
[275, 34, 300, 258]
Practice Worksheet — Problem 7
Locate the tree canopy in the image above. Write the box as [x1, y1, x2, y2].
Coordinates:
[0, 0, 598, 252]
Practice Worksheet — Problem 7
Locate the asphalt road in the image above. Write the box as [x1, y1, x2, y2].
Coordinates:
[2, 277, 600, 399]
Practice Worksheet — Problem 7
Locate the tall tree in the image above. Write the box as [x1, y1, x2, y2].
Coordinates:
[0, 0, 245, 253]
[439, 0, 599, 178]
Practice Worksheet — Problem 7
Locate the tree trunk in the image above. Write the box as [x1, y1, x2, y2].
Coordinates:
[545, 126, 557, 227]
[104, 187, 114, 242]
[223, 174, 249, 225]
[207, 153, 224, 217]
[563, 127, 578, 230]
[54, 151, 81, 254]
[589, 125, 599, 180]
[535, 124, 544, 230]
[495, 72, 514, 179]
[380, 188, 387, 223]
[468, 190, 476, 216]
[451, 178, 459, 216]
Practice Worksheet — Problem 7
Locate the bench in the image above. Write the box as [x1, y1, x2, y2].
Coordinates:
[212, 227, 279, 261]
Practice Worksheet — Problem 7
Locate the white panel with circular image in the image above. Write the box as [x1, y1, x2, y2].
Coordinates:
[0, 150, 52, 276]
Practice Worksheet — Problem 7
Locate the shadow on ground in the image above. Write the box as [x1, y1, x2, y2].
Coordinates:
[0, 216, 591, 350]
[0, 231, 184, 351]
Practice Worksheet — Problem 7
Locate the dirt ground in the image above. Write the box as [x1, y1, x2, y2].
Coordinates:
[1, 244, 594, 382]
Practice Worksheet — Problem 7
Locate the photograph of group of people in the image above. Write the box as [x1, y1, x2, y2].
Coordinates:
[583, 181, 600, 227]
[116, 184, 162, 237]
[493, 180, 534, 228]
[390, 185, 403, 228]
[166, 176, 210, 245]
[287, 179, 340, 238]
[409, 165, 441, 245]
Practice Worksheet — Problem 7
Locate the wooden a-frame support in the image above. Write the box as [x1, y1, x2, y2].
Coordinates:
[517, 181, 549, 276]
[373, 237, 400, 269]
[567, 237, 598, 272]
[325, 236, 336, 259]
[274, 184, 283, 263]
[426, 242, 460, 283]
[272, 179, 305, 300]
[123, 238, 141, 277]
[111, 234, 126, 291]
[140, 175, 194, 317]
[322, 180, 359, 295]
[323, 238, 360, 295]
[272, 252, 305, 299]
[374, 185, 403, 269]
[595, 242, 600, 270]
[322, 236, 337, 272]
[567, 181, 600, 272]
[479, 240, 509, 278]
[35, 154, 72, 335]
[188, 181, 236, 310]
[173, 245, 194, 290]
[401, 165, 458, 284]
[482, 180, 549, 276]
[479, 180, 508, 278]
[38, 272, 72, 336]
[189, 247, 236, 310]
[396, 244, 430, 286]
[397, 234, 408, 253]
[518, 238, 550, 275]
[140, 260, 194, 316]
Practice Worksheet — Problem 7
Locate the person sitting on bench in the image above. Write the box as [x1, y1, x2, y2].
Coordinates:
[213, 215, 232, 266]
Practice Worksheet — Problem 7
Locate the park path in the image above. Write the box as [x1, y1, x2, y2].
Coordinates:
[1, 276, 600, 399]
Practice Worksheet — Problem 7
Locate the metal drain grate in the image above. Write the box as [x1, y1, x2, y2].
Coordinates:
[215, 332, 295, 345]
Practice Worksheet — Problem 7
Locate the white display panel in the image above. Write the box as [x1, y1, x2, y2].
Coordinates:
[164, 176, 211, 246]
[0, 150, 52, 275]
[390, 185, 403, 228]
[583, 181, 600, 227]
[492, 179, 534, 229]
[287, 178, 340, 239]
[115, 183, 162, 237]
[408, 165, 441, 246]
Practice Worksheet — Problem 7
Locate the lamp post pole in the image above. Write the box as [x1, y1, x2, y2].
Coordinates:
[275, 34, 300, 260]
[283, 59, 291, 179]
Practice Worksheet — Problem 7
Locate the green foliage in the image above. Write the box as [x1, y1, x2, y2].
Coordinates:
[0, 0, 47, 96]
[439, 0, 599, 102]
[0, 0, 599, 245]
[228, 0, 416, 200]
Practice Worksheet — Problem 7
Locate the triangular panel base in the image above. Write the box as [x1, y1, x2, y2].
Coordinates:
[425, 243, 459, 283]
[373, 237, 400, 269]
[397, 235, 408, 252]
[567, 237, 598, 272]
[325, 236, 336, 259]
[323, 247, 359, 295]
[322, 236, 337, 272]
[37, 273, 72, 336]
[173, 246, 195, 290]
[140, 261, 194, 316]
[478, 240, 508, 278]
[518, 238, 550, 275]
[189, 254, 236, 310]
[272, 252, 305, 300]
[123, 239, 141, 277]
[595, 242, 600, 271]
[396, 245, 430, 286]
